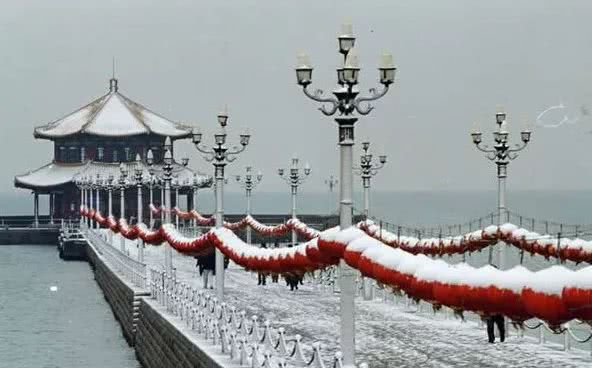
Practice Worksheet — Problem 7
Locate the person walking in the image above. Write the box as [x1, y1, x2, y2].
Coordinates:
[258, 242, 267, 285]
[198, 252, 216, 289]
[486, 314, 505, 343]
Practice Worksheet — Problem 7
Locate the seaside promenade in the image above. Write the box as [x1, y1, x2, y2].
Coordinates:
[84, 227, 592, 368]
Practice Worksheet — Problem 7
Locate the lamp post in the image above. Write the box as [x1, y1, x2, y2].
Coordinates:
[75, 179, 84, 226]
[295, 22, 396, 367]
[119, 163, 128, 252]
[95, 174, 102, 229]
[106, 174, 114, 244]
[325, 175, 338, 193]
[89, 177, 95, 228]
[325, 175, 338, 214]
[134, 154, 145, 262]
[471, 109, 531, 269]
[82, 176, 91, 229]
[84, 176, 93, 229]
[192, 109, 250, 299]
[236, 166, 263, 244]
[172, 175, 180, 228]
[354, 141, 386, 219]
[354, 141, 386, 301]
[147, 149, 155, 228]
[191, 173, 200, 230]
[162, 137, 175, 275]
[278, 156, 311, 247]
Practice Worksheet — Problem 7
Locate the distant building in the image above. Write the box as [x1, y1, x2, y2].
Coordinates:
[14, 77, 211, 222]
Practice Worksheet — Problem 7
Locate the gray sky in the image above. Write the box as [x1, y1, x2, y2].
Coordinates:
[1, 0, 592, 195]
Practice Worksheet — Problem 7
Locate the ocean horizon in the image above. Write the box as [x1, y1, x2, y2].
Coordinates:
[2, 189, 590, 227]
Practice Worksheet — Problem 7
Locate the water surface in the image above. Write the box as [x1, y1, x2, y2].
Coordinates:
[0, 245, 140, 368]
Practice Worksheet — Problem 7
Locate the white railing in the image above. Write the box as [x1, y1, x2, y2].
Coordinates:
[84, 227, 147, 289]
[313, 265, 592, 357]
[149, 268, 365, 368]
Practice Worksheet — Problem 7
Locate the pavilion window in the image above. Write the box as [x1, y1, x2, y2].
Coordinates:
[97, 147, 104, 161]
[80, 147, 86, 162]
[124, 147, 131, 161]
[113, 149, 119, 162]
[59, 146, 66, 162]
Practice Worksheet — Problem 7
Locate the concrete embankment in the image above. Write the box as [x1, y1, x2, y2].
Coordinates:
[85, 240, 228, 368]
[0, 228, 58, 245]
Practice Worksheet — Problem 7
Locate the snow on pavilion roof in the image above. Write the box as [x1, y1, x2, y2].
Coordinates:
[14, 161, 212, 191]
[33, 79, 193, 139]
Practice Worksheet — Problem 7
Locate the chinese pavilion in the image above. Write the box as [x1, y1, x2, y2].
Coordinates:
[14, 77, 211, 222]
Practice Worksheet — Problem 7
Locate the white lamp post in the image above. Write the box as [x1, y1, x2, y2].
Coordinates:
[471, 108, 532, 269]
[107, 174, 114, 244]
[134, 154, 144, 262]
[192, 109, 250, 299]
[353, 141, 386, 301]
[278, 156, 311, 246]
[95, 174, 102, 229]
[354, 141, 387, 219]
[147, 149, 156, 229]
[236, 166, 263, 244]
[295, 22, 396, 367]
[89, 178, 95, 228]
[162, 137, 174, 275]
[119, 163, 128, 252]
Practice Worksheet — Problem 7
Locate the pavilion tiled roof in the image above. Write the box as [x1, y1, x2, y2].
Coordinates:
[14, 161, 212, 191]
[33, 79, 193, 140]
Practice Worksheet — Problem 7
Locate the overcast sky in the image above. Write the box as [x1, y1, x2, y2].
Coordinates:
[1, 0, 592, 195]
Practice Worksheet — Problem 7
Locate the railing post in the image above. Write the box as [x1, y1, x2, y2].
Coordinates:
[564, 323, 570, 351]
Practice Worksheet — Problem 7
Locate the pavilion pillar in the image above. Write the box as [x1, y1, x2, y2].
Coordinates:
[33, 192, 39, 228]
[49, 193, 54, 224]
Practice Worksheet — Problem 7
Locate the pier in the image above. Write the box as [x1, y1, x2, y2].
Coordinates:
[73, 222, 592, 367]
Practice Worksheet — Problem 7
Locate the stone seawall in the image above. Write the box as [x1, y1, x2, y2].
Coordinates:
[85, 241, 230, 368]
[85, 242, 149, 345]
[135, 299, 228, 368]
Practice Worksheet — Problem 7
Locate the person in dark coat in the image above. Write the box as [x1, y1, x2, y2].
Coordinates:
[270, 242, 280, 283]
[486, 314, 505, 343]
[485, 263, 506, 343]
[258, 243, 267, 285]
[197, 252, 216, 289]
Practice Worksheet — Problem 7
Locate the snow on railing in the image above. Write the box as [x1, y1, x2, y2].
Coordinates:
[312, 266, 592, 358]
[84, 226, 147, 289]
[149, 268, 365, 368]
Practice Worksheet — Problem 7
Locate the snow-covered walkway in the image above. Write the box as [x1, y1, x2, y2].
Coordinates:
[128, 239, 592, 368]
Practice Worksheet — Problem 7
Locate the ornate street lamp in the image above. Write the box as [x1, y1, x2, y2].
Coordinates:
[172, 175, 181, 228]
[106, 174, 115, 244]
[354, 141, 386, 219]
[191, 173, 201, 230]
[162, 137, 175, 275]
[278, 155, 311, 247]
[85, 176, 92, 228]
[95, 174, 103, 229]
[192, 109, 250, 298]
[118, 163, 128, 252]
[134, 154, 145, 262]
[146, 150, 157, 229]
[236, 166, 263, 244]
[294, 22, 395, 366]
[75, 178, 84, 226]
[89, 176, 95, 228]
[325, 175, 338, 193]
[471, 108, 531, 269]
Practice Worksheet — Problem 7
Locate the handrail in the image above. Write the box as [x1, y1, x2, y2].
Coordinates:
[83, 226, 147, 289]
[148, 268, 364, 368]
